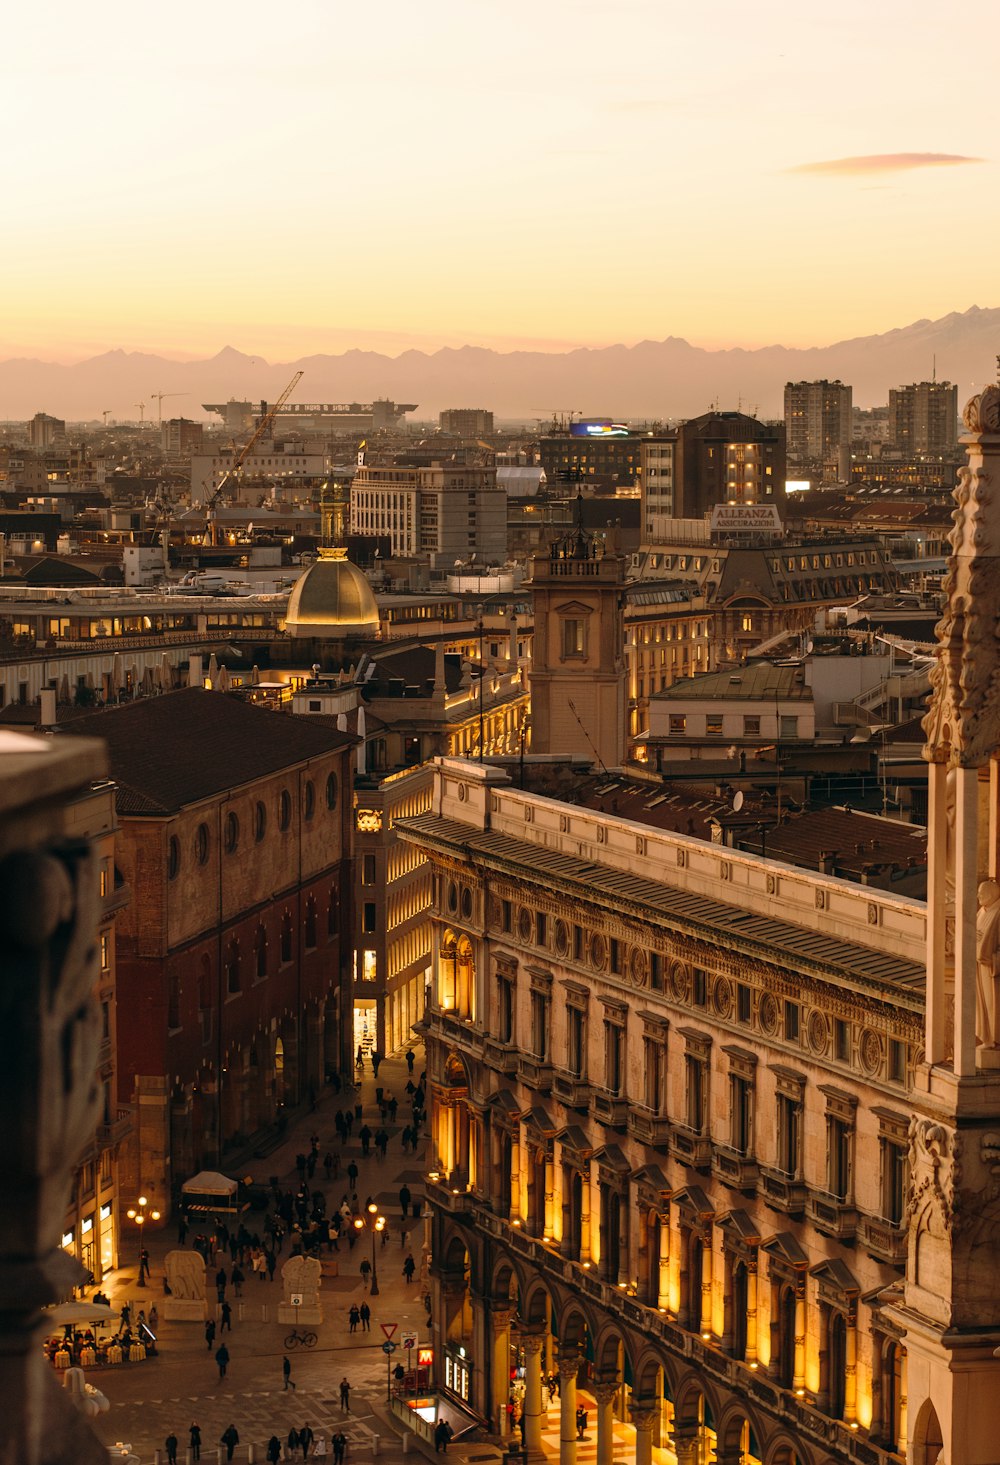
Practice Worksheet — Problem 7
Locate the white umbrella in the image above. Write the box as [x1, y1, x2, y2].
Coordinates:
[216, 663, 231, 692]
[111, 653, 122, 696]
[43, 1302, 116, 1330]
[207, 653, 219, 685]
[355, 704, 367, 777]
[251, 664, 261, 686]
[159, 653, 172, 691]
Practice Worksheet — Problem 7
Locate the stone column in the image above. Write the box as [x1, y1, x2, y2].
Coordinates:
[593, 1381, 618, 1465]
[544, 1154, 556, 1238]
[560, 1164, 572, 1258]
[672, 1430, 700, 1465]
[657, 1217, 670, 1310]
[793, 1288, 807, 1393]
[925, 761, 949, 1063]
[845, 1312, 858, 1426]
[955, 765, 979, 1076]
[898, 1351, 908, 1458]
[558, 1356, 579, 1465]
[617, 1194, 629, 1286]
[521, 1331, 546, 1457]
[490, 1311, 512, 1436]
[510, 1127, 522, 1221]
[630, 1403, 656, 1465]
[745, 1260, 759, 1366]
[700, 1234, 713, 1337]
[580, 1169, 592, 1262]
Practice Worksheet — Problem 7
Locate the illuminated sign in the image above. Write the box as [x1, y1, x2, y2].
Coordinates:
[709, 504, 784, 534]
[418, 1346, 434, 1368]
[569, 420, 629, 438]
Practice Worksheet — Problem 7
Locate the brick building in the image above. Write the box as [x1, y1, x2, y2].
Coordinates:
[65, 688, 355, 1216]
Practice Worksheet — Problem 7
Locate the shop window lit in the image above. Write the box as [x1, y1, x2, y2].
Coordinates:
[445, 1352, 470, 1401]
[100, 931, 111, 971]
[362, 950, 377, 982]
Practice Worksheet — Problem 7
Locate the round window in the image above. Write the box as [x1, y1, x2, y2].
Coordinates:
[254, 801, 267, 843]
[278, 789, 291, 832]
[326, 772, 338, 811]
[168, 835, 180, 880]
[224, 812, 240, 853]
[195, 822, 209, 865]
[304, 781, 316, 821]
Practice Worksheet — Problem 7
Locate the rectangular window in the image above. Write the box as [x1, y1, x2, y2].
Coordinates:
[610, 938, 622, 975]
[730, 1075, 753, 1155]
[535, 912, 547, 946]
[568, 1006, 586, 1077]
[502, 900, 512, 933]
[783, 1001, 800, 1042]
[828, 1117, 852, 1201]
[99, 931, 111, 971]
[562, 618, 585, 658]
[362, 854, 376, 885]
[888, 1039, 906, 1083]
[882, 1140, 907, 1224]
[779, 715, 798, 739]
[604, 1020, 624, 1095]
[363, 902, 376, 933]
[498, 977, 514, 1045]
[649, 952, 663, 991]
[644, 1037, 666, 1113]
[573, 925, 584, 962]
[685, 1055, 705, 1132]
[692, 968, 707, 1007]
[669, 715, 687, 736]
[777, 1094, 800, 1175]
[834, 1019, 850, 1062]
[737, 984, 751, 1024]
[706, 716, 723, 736]
[743, 716, 761, 737]
[531, 991, 549, 1061]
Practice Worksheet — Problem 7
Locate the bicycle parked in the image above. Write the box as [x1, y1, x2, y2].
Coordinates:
[284, 1329, 317, 1350]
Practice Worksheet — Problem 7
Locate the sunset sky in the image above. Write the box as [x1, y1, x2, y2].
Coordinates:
[2, 0, 993, 361]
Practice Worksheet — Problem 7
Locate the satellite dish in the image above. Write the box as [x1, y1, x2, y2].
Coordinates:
[806, 640, 814, 654]
[733, 790, 745, 812]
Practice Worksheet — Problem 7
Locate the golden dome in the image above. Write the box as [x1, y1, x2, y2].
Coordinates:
[284, 548, 379, 639]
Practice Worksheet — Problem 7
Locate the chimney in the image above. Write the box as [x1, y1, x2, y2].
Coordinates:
[188, 653, 203, 687]
[39, 687, 56, 728]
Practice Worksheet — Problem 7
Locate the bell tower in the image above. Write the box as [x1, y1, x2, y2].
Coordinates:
[895, 384, 1000, 1464]
[528, 519, 627, 770]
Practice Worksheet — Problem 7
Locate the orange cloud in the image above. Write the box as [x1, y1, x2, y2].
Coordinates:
[790, 152, 984, 176]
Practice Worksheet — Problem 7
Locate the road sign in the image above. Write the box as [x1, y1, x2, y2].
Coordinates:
[382, 1340, 397, 1355]
[402, 1333, 417, 1350]
[380, 1322, 398, 1340]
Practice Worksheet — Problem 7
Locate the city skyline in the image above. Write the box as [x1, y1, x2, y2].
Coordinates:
[3, 0, 995, 361]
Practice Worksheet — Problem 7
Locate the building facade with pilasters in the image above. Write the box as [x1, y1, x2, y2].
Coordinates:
[403, 758, 924, 1465]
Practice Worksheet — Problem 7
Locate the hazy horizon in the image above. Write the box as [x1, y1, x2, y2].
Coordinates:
[3, 0, 996, 362]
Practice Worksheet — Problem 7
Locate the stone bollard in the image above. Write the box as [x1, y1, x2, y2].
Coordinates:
[238, 1302, 245, 1322]
[401, 1434, 409, 1454]
[372, 1435, 379, 1457]
[248, 1445, 256, 1463]
[154, 1453, 161, 1465]
[262, 1303, 268, 1323]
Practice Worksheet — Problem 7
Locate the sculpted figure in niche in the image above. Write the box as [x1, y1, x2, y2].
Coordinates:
[976, 879, 1000, 1048]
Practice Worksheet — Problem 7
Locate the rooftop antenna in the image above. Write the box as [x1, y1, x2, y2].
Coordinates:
[932, 354, 937, 384]
[567, 699, 609, 777]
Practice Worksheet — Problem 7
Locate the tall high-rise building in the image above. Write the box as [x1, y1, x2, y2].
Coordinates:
[784, 379, 852, 461]
[888, 380, 958, 453]
[27, 412, 65, 448]
[639, 411, 786, 542]
[161, 417, 204, 455]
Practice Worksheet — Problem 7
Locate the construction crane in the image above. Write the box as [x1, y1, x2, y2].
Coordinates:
[531, 408, 583, 432]
[102, 410, 111, 427]
[134, 402, 146, 425]
[205, 369, 304, 545]
[151, 390, 188, 426]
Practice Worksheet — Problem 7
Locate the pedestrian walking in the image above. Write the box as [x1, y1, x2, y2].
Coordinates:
[138, 1247, 150, 1285]
[189, 1424, 202, 1461]
[231, 1264, 244, 1296]
[215, 1343, 230, 1379]
[399, 1184, 411, 1218]
[372, 1050, 382, 1077]
[266, 1437, 282, 1464]
[120, 1302, 131, 1329]
[314, 1433, 327, 1459]
[332, 1432, 347, 1464]
[288, 1428, 301, 1459]
[266, 1248, 277, 1281]
[149, 1304, 159, 1330]
[299, 1424, 314, 1458]
[220, 1300, 232, 1332]
[220, 1425, 239, 1462]
[356, 1045, 364, 1070]
[403, 1252, 416, 1284]
[576, 1405, 588, 1439]
[177, 1214, 188, 1245]
[388, 1095, 398, 1121]
[359, 1124, 371, 1157]
[376, 1129, 388, 1158]
[347, 1161, 358, 1188]
[348, 1303, 360, 1333]
[205, 1319, 216, 1350]
[339, 1377, 351, 1411]
[359, 1257, 371, 1290]
[359, 1300, 371, 1332]
[324, 1151, 334, 1181]
[405, 1048, 415, 1074]
[165, 1434, 178, 1464]
[284, 1354, 296, 1390]
[434, 1419, 453, 1453]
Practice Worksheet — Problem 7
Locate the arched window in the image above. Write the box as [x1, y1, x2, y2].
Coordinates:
[304, 897, 318, 950]
[226, 938, 241, 995]
[255, 923, 268, 980]
[439, 930, 475, 1019]
[280, 911, 293, 964]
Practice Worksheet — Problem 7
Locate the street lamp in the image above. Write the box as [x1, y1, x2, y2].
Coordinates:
[355, 1202, 386, 1297]
[125, 1196, 160, 1285]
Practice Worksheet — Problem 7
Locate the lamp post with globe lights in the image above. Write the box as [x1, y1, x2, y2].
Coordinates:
[354, 1202, 386, 1297]
[125, 1196, 159, 1285]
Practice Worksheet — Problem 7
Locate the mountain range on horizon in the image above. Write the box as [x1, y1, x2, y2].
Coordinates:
[3, 306, 999, 425]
